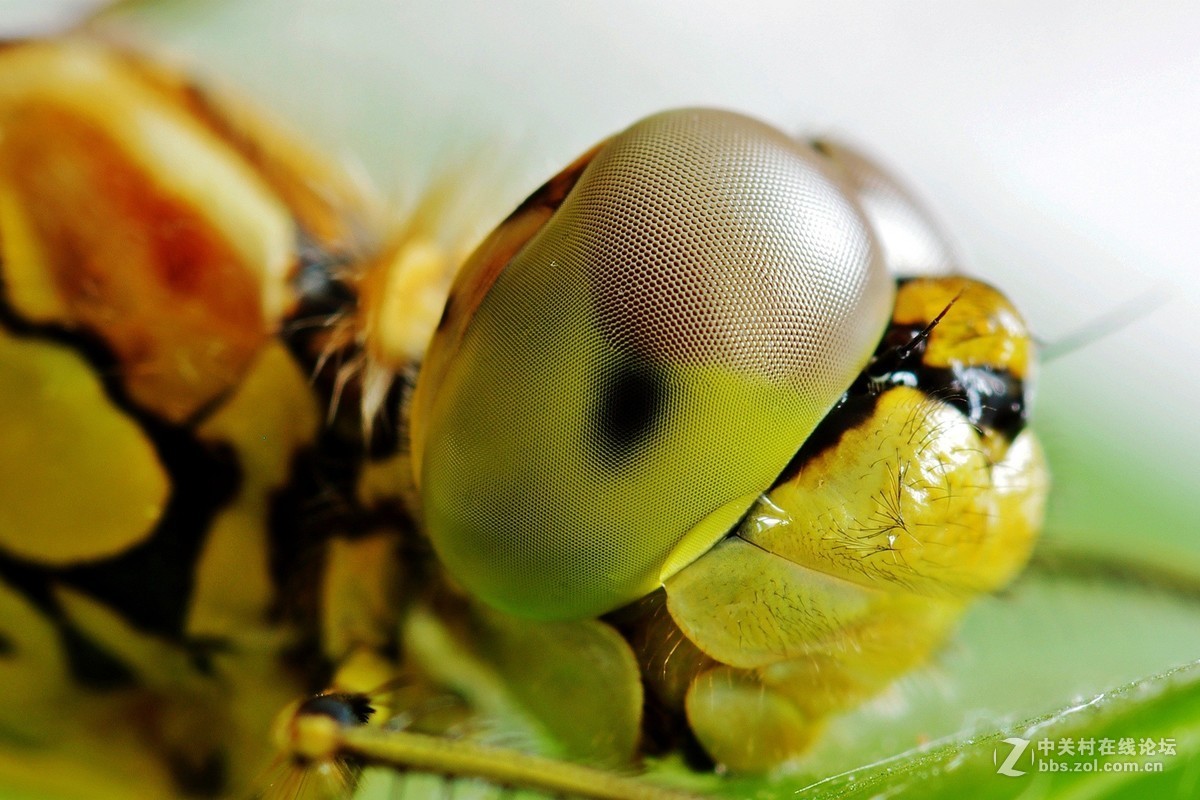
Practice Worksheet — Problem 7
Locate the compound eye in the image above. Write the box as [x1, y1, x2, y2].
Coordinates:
[811, 138, 959, 276]
[411, 109, 895, 620]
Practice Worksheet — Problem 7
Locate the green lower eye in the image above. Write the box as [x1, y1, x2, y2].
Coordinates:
[412, 108, 896, 620]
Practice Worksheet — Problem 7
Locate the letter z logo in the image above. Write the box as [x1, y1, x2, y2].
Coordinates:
[995, 737, 1030, 777]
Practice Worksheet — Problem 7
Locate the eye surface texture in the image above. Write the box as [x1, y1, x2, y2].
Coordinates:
[415, 108, 895, 620]
[811, 138, 959, 276]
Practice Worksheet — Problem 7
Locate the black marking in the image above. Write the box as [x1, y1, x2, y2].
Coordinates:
[922, 365, 1028, 439]
[58, 621, 137, 690]
[773, 278, 1031, 487]
[435, 297, 454, 333]
[503, 143, 597, 224]
[0, 632, 12, 656]
[168, 749, 227, 799]
[58, 435, 241, 636]
[266, 445, 354, 672]
[365, 375, 410, 459]
[290, 232, 358, 321]
[639, 689, 716, 773]
[297, 692, 375, 727]
[809, 138, 836, 159]
[589, 354, 669, 467]
[182, 635, 228, 678]
[864, 287, 1029, 439]
[0, 551, 138, 689]
[772, 392, 881, 488]
[0, 282, 243, 684]
[265, 444, 416, 673]
[867, 289, 961, 379]
[281, 229, 409, 460]
[865, 325, 1028, 440]
[269, 248, 420, 682]
[606, 591, 717, 772]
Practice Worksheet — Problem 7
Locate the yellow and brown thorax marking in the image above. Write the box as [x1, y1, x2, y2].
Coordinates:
[0, 38, 431, 797]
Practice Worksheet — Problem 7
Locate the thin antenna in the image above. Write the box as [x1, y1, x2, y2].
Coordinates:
[1039, 288, 1168, 363]
[1026, 539, 1200, 605]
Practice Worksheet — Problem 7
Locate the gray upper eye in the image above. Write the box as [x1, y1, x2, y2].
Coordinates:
[533, 109, 894, 401]
[812, 138, 959, 276]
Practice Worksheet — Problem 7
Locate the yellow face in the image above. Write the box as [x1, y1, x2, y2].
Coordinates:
[411, 109, 896, 620]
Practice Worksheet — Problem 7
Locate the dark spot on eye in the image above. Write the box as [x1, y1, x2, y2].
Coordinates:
[590, 354, 669, 466]
[296, 692, 375, 727]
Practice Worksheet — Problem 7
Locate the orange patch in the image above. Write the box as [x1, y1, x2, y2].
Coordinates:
[1, 104, 270, 421]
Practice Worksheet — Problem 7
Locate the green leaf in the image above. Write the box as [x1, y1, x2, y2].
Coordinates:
[658, 561, 1200, 800]
[709, 660, 1200, 799]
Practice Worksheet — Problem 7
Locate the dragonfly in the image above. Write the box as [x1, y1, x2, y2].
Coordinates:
[0, 23, 1194, 800]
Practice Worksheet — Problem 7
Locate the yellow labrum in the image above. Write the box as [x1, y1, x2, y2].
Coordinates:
[732, 386, 1043, 597]
[892, 276, 1034, 380]
[0, 331, 167, 563]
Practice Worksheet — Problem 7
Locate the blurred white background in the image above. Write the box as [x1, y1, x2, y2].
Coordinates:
[5, 0, 1198, 552]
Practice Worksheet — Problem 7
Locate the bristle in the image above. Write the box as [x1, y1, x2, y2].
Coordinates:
[353, 157, 514, 441]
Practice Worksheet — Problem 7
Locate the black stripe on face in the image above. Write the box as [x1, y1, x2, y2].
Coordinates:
[918, 365, 1028, 440]
[866, 327, 1029, 441]
[771, 391, 882, 489]
[771, 279, 1031, 488]
[296, 692, 375, 727]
